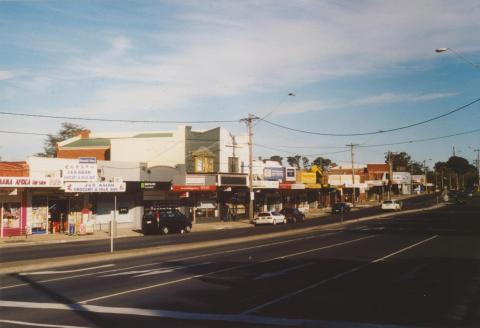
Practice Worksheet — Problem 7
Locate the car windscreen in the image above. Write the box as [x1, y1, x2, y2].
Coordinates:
[383, 201, 393, 204]
[258, 213, 271, 217]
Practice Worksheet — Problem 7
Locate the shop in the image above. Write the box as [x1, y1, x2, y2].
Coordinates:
[1, 192, 26, 237]
[252, 180, 281, 212]
[217, 174, 249, 221]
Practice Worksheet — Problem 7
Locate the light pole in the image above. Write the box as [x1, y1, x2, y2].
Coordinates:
[435, 48, 480, 70]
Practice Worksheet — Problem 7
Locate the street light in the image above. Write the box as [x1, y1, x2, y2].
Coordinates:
[435, 47, 480, 70]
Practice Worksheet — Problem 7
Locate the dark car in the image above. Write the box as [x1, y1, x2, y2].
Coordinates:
[331, 202, 351, 214]
[280, 208, 305, 223]
[142, 207, 192, 235]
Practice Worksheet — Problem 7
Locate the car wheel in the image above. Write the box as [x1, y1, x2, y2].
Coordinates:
[184, 225, 192, 233]
[161, 226, 169, 235]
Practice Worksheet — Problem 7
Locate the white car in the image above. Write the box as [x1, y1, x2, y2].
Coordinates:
[253, 211, 286, 225]
[381, 200, 402, 211]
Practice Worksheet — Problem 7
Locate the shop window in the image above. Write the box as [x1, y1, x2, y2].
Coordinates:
[194, 156, 214, 173]
[228, 157, 239, 173]
[2, 203, 21, 229]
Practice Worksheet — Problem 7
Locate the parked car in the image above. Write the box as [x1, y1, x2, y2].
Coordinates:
[142, 207, 192, 235]
[253, 211, 286, 225]
[280, 208, 305, 223]
[331, 202, 351, 214]
[381, 200, 402, 211]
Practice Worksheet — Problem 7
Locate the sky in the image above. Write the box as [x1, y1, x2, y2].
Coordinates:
[1, 0, 479, 168]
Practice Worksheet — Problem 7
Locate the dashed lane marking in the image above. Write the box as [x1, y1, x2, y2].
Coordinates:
[0, 319, 89, 328]
[19, 264, 115, 276]
[0, 300, 414, 327]
[242, 235, 439, 315]
[78, 235, 374, 304]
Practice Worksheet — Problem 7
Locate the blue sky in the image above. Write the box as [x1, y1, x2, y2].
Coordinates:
[1, 0, 479, 168]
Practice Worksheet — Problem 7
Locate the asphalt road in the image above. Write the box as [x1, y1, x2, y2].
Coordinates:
[0, 194, 437, 263]
[0, 195, 478, 327]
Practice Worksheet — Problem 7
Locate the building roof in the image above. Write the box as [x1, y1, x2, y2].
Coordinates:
[60, 138, 111, 148]
[133, 132, 173, 138]
[0, 161, 29, 177]
[367, 163, 390, 172]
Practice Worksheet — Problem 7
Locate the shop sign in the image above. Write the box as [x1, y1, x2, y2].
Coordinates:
[411, 175, 426, 184]
[280, 183, 305, 189]
[172, 185, 216, 192]
[285, 168, 296, 182]
[263, 167, 284, 181]
[393, 172, 411, 184]
[79, 157, 97, 164]
[0, 177, 62, 188]
[366, 180, 384, 187]
[62, 163, 98, 182]
[64, 182, 126, 193]
[298, 172, 316, 184]
[186, 175, 206, 185]
[218, 174, 247, 186]
[305, 183, 321, 189]
[252, 180, 279, 189]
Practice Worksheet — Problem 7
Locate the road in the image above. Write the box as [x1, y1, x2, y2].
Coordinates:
[1, 195, 479, 327]
[0, 194, 437, 263]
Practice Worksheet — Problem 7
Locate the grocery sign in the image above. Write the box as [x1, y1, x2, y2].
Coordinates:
[0, 177, 62, 188]
[64, 182, 126, 193]
[62, 163, 98, 181]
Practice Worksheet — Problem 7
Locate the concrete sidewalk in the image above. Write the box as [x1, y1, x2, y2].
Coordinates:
[0, 207, 338, 248]
[2, 197, 410, 249]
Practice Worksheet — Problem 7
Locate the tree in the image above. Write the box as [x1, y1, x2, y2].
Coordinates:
[312, 157, 335, 171]
[268, 155, 283, 165]
[287, 155, 301, 169]
[37, 122, 85, 157]
[302, 156, 310, 169]
[447, 156, 470, 190]
[385, 151, 411, 171]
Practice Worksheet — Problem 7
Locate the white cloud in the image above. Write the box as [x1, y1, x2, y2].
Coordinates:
[274, 91, 459, 116]
[0, 70, 15, 80]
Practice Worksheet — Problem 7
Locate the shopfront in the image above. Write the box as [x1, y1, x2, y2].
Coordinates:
[1, 192, 26, 237]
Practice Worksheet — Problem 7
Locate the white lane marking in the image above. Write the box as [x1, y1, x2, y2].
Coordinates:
[79, 235, 374, 304]
[1, 263, 160, 290]
[1, 233, 333, 290]
[19, 264, 115, 276]
[254, 262, 315, 280]
[0, 319, 89, 328]
[98, 262, 211, 278]
[0, 300, 410, 327]
[243, 235, 439, 315]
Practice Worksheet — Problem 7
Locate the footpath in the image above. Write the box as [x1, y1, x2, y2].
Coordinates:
[0, 195, 424, 249]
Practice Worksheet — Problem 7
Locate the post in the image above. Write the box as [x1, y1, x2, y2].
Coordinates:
[475, 149, 480, 192]
[388, 152, 393, 200]
[111, 194, 116, 253]
[247, 114, 255, 221]
[346, 143, 359, 206]
[424, 160, 427, 194]
[0, 203, 3, 239]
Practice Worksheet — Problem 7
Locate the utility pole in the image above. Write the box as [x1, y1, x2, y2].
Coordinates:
[475, 148, 480, 192]
[241, 114, 257, 221]
[346, 143, 359, 206]
[423, 160, 427, 194]
[388, 152, 393, 200]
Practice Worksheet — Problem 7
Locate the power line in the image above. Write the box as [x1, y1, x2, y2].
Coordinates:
[259, 97, 480, 136]
[359, 128, 480, 148]
[0, 111, 240, 124]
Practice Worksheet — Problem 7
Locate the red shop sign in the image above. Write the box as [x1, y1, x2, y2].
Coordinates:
[172, 185, 217, 192]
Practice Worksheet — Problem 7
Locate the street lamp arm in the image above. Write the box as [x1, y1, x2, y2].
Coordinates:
[435, 47, 480, 70]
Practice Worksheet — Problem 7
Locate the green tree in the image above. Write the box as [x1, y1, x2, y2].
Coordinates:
[302, 156, 310, 169]
[287, 155, 301, 169]
[312, 157, 335, 171]
[385, 151, 411, 171]
[268, 155, 283, 165]
[447, 156, 471, 190]
[37, 122, 85, 157]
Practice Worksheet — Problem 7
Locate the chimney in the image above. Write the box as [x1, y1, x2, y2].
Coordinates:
[79, 129, 91, 139]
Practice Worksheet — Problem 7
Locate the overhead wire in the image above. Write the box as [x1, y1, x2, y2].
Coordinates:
[0, 111, 240, 124]
[258, 97, 480, 136]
